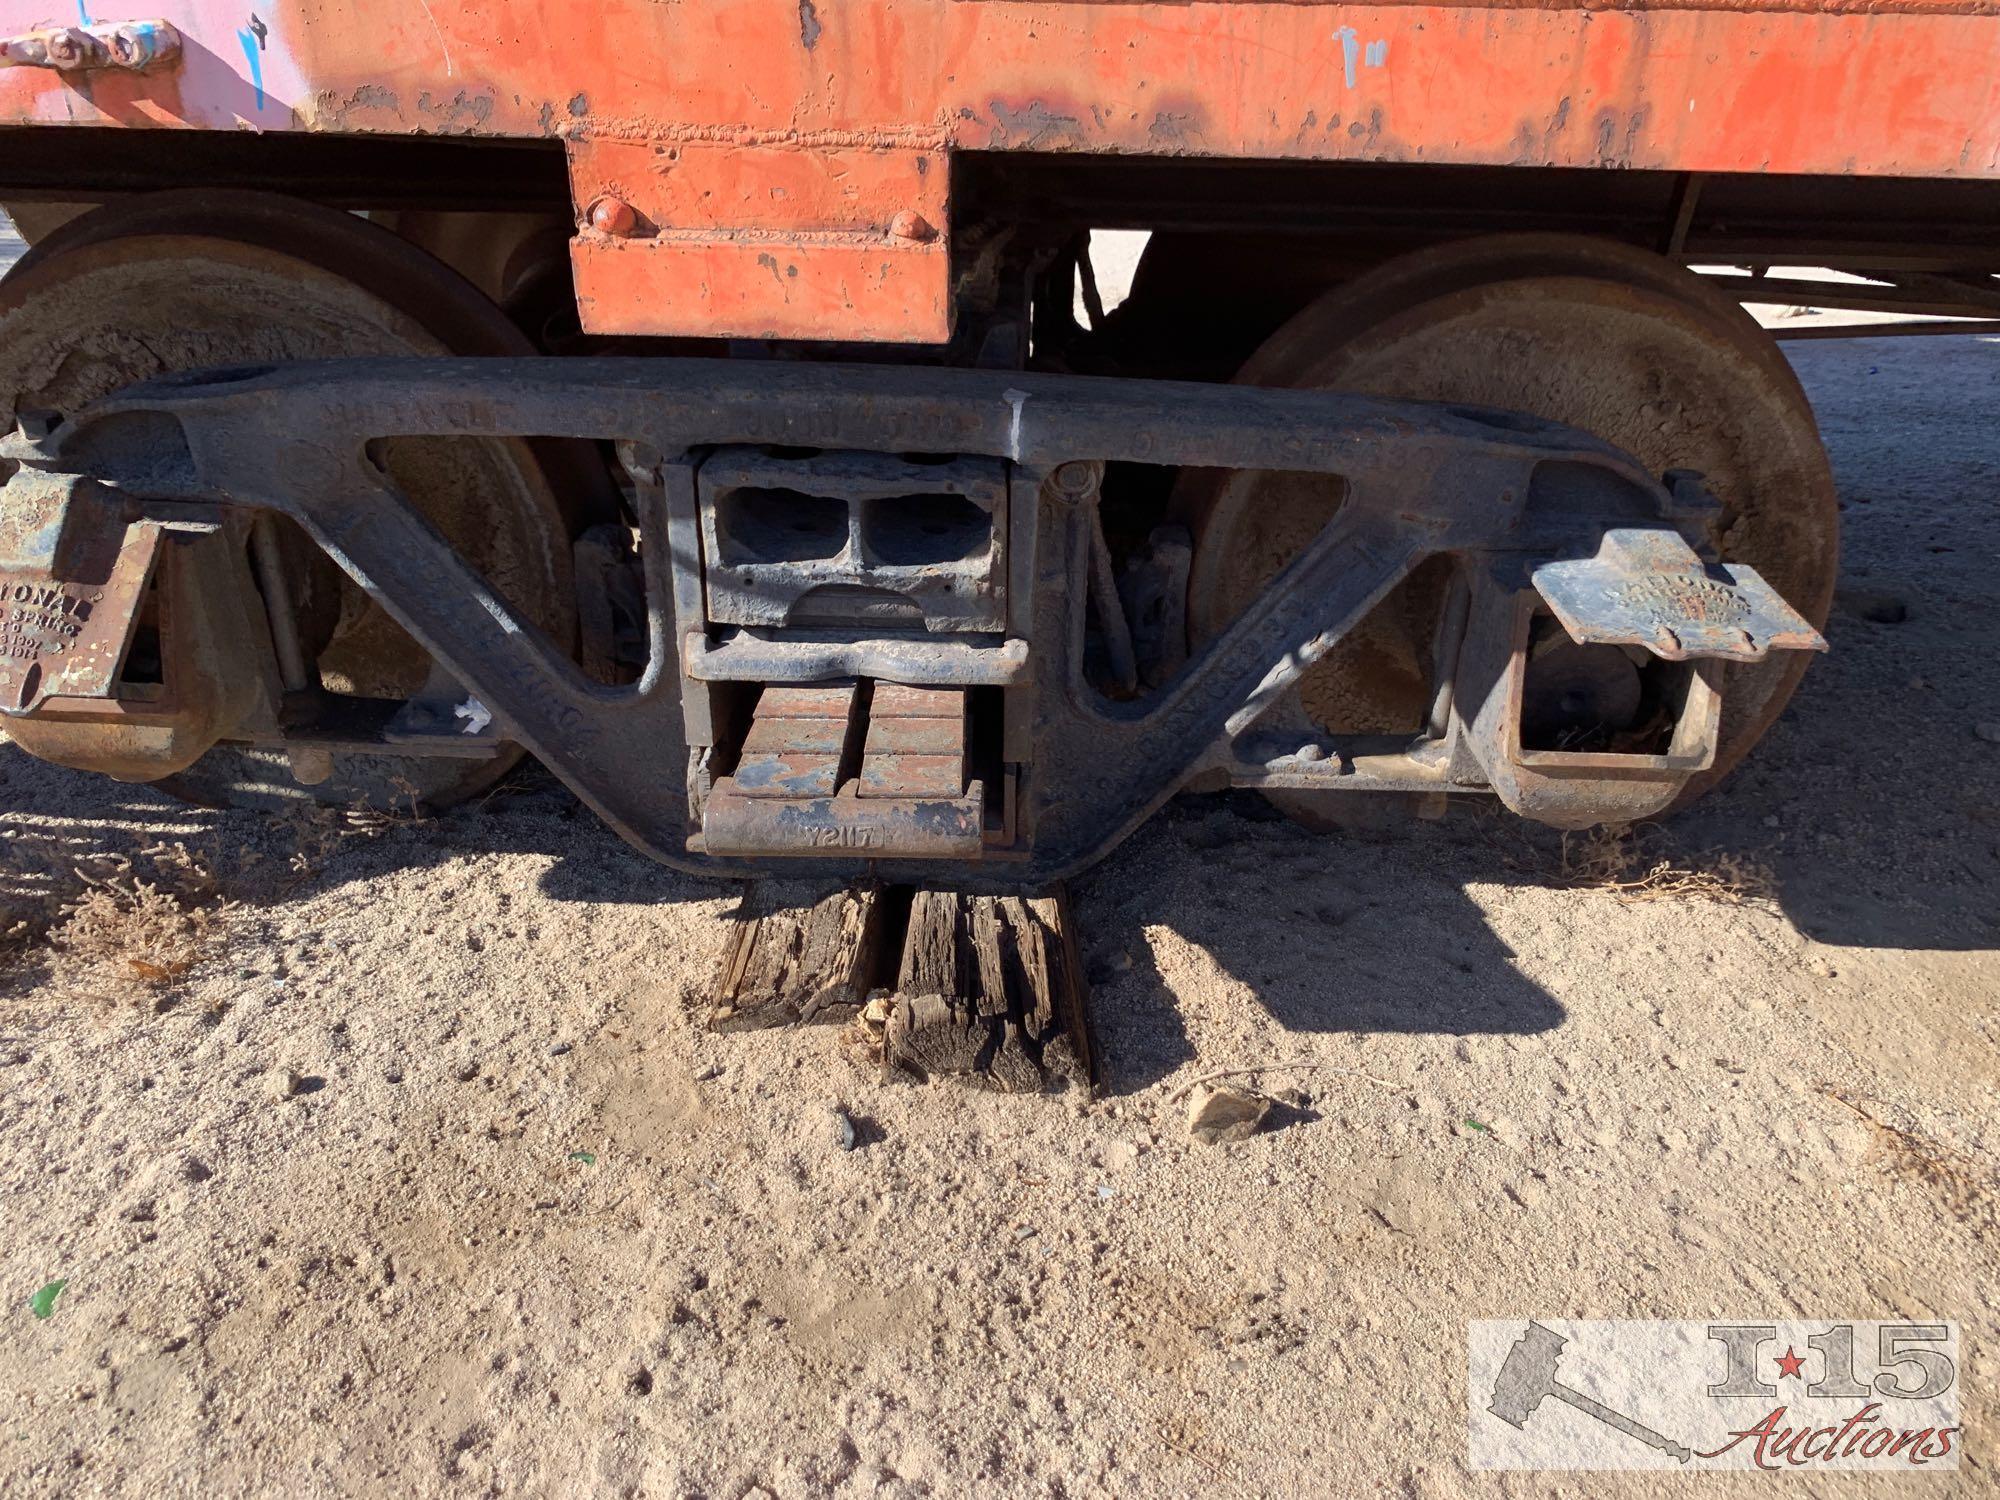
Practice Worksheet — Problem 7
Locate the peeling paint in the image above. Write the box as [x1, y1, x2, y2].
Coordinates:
[414, 89, 495, 134]
[0, 0, 1989, 185]
[1147, 110, 1200, 150]
[1592, 106, 1649, 167]
[985, 98, 1083, 151]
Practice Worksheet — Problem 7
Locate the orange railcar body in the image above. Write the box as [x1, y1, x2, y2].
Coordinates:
[3, 0, 1997, 338]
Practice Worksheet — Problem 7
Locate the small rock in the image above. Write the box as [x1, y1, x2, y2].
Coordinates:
[1105, 1140, 1140, 1171]
[695, 1064, 724, 1081]
[548, 1042, 573, 1057]
[264, 1069, 300, 1103]
[1186, 1084, 1272, 1145]
[1976, 722, 2000, 746]
[827, 1106, 858, 1151]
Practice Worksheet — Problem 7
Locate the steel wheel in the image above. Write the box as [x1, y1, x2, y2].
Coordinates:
[1180, 234, 1838, 823]
[0, 192, 577, 810]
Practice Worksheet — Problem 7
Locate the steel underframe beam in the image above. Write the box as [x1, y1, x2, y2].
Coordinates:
[4, 356, 1758, 886]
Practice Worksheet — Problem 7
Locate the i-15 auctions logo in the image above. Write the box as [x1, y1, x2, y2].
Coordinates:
[1468, 1320, 1961, 1471]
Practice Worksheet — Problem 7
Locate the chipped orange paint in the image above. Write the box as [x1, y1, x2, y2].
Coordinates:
[4, 0, 1999, 338]
[566, 138, 946, 235]
[565, 136, 950, 335]
[573, 233, 950, 341]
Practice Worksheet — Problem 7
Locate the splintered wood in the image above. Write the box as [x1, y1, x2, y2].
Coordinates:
[878, 889, 1092, 1093]
[709, 885, 884, 1031]
[706, 883, 1093, 1093]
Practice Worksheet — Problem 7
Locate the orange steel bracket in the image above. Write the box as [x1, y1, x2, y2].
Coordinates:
[566, 137, 951, 342]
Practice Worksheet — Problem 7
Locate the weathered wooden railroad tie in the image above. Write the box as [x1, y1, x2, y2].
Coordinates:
[708, 883, 1093, 1093]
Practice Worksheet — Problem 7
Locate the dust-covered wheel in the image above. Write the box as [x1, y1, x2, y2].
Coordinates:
[0, 192, 580, 812]
[1178, 234, 1839, 826]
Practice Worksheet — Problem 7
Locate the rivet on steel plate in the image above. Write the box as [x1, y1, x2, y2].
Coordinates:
[887, 210, 937, 243]
[588, 197, 642, 237]
[1049, 461, 1102, 501]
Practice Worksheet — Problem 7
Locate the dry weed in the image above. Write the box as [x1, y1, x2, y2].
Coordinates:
[274, 804, 355, 881]
[51, 871, 222, 994]
[338, 792, 430, 836]
[1555, 824, 1776, 906]
[1821, 1085, 1993, 1232]
[275, 789, 429, 883]
[0, 837, 231, 997]
[472, 760, 561, 811]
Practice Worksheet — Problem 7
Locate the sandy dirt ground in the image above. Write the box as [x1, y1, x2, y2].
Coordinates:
[0, 220, 1995, 1495]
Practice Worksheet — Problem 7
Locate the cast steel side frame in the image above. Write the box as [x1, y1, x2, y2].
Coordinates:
[3, 357, 1773, 884]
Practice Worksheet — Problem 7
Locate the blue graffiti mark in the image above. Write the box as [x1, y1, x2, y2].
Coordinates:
[1365, 39, 1388, 69]
[1333, 26, 1359, 89]
[75, 0, 92, 25]
[237, 29, 266, 110]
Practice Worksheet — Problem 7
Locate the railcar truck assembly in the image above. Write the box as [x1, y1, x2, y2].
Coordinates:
[4, 0, 1989, 892]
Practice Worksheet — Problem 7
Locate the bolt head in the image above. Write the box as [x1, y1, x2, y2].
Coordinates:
[1049, 461, 1100, 499]
[887, 210, 936, 243]
[588, 196, 641, 237]
[47, 27, 100, 67]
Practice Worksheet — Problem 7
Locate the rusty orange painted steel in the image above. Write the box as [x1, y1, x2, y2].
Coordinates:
[572, 232, 951, 340]
[6, 1, 1995, 176]
[566, 135, 950, 337]
[4, 0, 2000, 338]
